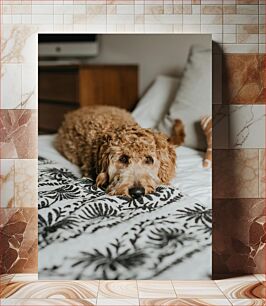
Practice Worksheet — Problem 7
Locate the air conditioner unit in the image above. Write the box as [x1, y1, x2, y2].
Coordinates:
[38, 34, 99, 58]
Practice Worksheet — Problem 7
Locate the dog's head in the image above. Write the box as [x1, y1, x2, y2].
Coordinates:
[96, 126, 176, 198]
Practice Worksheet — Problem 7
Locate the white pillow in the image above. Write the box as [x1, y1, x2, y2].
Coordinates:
[157, 45, 211, 150]
[132, 75, 180, 129]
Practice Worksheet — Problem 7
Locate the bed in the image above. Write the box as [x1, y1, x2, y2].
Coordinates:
[38, 134, 211, 280]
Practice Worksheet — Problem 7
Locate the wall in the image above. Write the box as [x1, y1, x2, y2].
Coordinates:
[40, 34, 211, 96]
[0, 0, 265, 278]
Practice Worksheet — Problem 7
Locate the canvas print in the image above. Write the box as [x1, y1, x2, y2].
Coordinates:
[38, 34, 212, 280]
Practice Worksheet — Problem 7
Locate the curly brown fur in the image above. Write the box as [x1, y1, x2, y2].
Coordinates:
[56, 105, 176, 197]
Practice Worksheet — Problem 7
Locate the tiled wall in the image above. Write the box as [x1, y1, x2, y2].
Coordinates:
[0, 0, 265, 278]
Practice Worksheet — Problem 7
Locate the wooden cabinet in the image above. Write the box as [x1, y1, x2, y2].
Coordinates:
[39, 64, 138, 133]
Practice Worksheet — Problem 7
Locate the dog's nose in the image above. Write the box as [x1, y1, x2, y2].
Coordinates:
[129, 187, 145, 198]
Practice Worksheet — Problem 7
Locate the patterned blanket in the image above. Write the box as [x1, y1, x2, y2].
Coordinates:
[38, 156, 211, 279]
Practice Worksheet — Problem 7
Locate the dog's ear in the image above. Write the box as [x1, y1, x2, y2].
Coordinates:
[96, 134, 113, 188]
[154, 132, 176, 184]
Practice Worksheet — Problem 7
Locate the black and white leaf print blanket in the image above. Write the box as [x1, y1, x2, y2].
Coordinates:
[38, 156, 212, 280]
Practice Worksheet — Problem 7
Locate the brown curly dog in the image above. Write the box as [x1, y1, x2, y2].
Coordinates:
[56, 105, 176, 198]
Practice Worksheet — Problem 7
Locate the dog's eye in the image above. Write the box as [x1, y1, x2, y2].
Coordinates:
[145, 156, 154, 164]
[119, 154, 129, 164]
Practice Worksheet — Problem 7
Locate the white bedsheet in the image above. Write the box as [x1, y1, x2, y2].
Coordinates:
[38, 134, 212, 279]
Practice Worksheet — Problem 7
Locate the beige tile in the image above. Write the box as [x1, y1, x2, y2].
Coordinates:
[1, 299, 96, 305]
[14, 159, 37, 207]
[237, 4, 259, 14]
[0, 159, 15, 208]
[229, 300, 266, 306]
[137, 281, 176, 299]
[223, 33, 236, 43]
[140, 299, 232, 305]
[222, 43, 258, 53]
[97, 299, 139, 305]
[172, 281, 225, 298]
[144, 5, 164, 14]
[237, 33, 258, 44]
[98, 281, 138, 299]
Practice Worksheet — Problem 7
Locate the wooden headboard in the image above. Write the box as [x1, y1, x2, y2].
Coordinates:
[38, 64, 138, 134]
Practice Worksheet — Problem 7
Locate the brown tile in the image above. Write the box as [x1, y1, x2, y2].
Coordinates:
[223, 54, 264, 104]
[0, 299, 96, 305]
[202, 5, 223, 15]
[1, 280, 99, 299]
[0, 208, 38, 274]
[215, 277, 265, 299]
[213, 199, 266, 276]
[223, 5, 236, 15]
[213, 149, 259, 198]
[236, 0, 258, 4]
[0, 110, 37, 159]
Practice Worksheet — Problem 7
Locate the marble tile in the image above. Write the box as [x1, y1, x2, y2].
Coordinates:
[223, 5, 237, 15]
[215, 278, 265, 299]
[97, 299, 139, 305]
[0, 299, 97, 305]
[222, 44, 258, 53]
[172, 281, 225, 298]
[0, 110, 37, 159]
[237, 25, 259, 34]
[223, 54, 264, 104]
[1, 25, 38, 65]
[229, 105, 265, 149]
[14, 159, 37, 207]
[213, 199, 266, 275]
[1, 64, 22, 109]
[229, 300, 266, 306]
[139, 298, 232, 305]
[236, 0, 259, 4]
[236, 4, 259, 14]
[21, 63, 37, 109]
[213, 149, 259, 198]
[0, 208, 38, 274]
[98, 281, 138, 299]
[1, 281, 99, 299]
[0, 159, 15, 207]
[137, 281, 176, 298]
[254, 274, 266, 283]
[201, 5, 223, 14]
[237, 33, 259, 44]
[259, 150, 265, 198]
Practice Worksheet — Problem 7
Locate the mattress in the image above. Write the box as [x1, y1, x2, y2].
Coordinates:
[38, 134, 212, 280]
